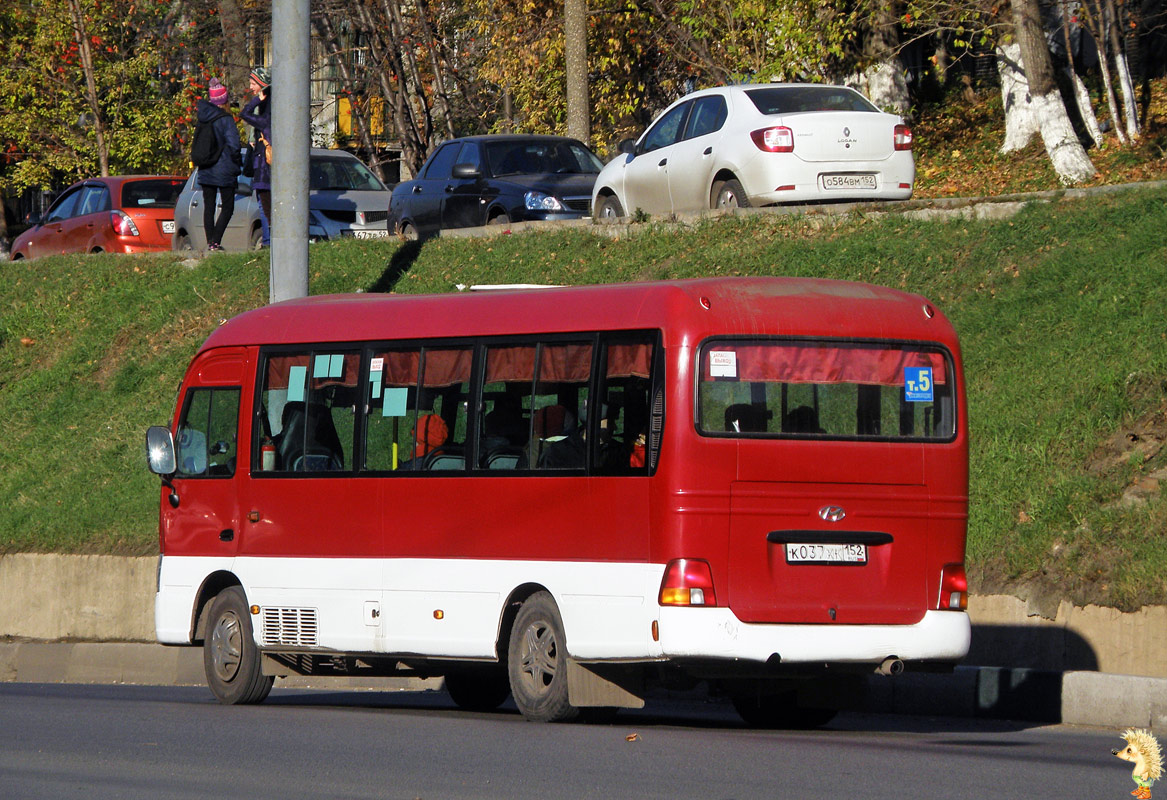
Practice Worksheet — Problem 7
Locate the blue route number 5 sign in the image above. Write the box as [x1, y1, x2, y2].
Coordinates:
[904, 366, 934, 403]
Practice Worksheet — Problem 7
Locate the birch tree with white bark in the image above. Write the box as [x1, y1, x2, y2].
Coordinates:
[999, 0, 1096, 184]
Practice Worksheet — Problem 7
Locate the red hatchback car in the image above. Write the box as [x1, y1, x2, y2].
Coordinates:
[10, 175, 186, 260]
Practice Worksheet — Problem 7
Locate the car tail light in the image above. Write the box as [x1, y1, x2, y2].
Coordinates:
[938, 563, 968, 610]
[894, 124, 913, 151]
[750, 126, 794, 153]
[111, 210, 140, 237]
[659, 559, 717, 606]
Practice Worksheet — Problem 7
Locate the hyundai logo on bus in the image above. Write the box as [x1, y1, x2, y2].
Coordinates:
[818, 505, 847, 523]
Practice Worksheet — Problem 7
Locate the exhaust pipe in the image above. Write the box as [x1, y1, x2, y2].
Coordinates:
[877, 657, 904, 676]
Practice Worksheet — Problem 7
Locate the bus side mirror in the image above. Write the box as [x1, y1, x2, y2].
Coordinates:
[146, 426, 177, 476]
[147, 426, 181, 508]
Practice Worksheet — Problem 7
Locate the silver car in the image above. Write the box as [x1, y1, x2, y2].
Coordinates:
[593, 83, 915, 219]
[172, 148, 391, 251]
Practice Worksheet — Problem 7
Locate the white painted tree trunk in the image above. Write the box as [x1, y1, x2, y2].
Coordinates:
[1031, 89, 1098, 184]
[849, 61, 911, 115]
[996, 43, 1096, 184]
[997, 43, 1041, 153]
[1097, 44, 1129, 146]
[1066, 67, 1104, 148]
[1114, 51, 1141, 140]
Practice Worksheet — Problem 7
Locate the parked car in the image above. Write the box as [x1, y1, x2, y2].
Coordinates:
[592, 83, 915, 219]
[172, 148, 390, 252]
[9, 175, 186, 260]
[387, 135, 603, 240]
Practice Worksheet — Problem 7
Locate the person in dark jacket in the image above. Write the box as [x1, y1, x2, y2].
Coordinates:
[239, 66, 272, 246]
[195, 78, 241, 252]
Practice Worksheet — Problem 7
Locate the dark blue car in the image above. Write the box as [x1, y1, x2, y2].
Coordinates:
[387, 135, 603, 240]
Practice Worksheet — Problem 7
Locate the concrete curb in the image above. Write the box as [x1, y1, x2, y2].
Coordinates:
[3, 642, 1164, 729]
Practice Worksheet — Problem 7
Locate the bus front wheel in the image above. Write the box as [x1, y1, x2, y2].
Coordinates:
[203, 586, 273, 705]
[507, 592, 578, 722]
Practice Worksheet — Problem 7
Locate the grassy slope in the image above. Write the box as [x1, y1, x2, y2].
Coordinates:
[2, 82, 1166, 607]
[2, 186, 1165, 610]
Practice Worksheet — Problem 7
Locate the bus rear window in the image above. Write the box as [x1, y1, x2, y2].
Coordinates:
[697, 339, 955, 440]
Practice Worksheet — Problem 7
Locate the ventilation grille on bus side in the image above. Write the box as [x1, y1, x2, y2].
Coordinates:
[261, 607, 319, 647]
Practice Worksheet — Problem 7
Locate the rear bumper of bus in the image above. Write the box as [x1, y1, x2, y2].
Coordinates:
[656, 607, 971, 665]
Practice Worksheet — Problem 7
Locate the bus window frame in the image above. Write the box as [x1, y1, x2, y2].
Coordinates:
[693, 335, 959, 444]
[250, 344, 363, 477]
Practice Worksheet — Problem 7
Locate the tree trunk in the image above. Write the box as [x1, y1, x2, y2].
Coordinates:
[1105, 0, 1140, 140]
[1009, 0, 1096, 184]
[66, 0, 109, 175]
[1060, 11, 1104, 147]
[997, 43, 1041, 152]
[565, 0, 589, 140]
[1065, 67, 1104, 148]
[217, 0, 250, 96]
[856, 0, 910, 114]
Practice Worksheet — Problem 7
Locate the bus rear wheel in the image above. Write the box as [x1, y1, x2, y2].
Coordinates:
[507, 591, 578, 722]
[203, 586, 273, 705]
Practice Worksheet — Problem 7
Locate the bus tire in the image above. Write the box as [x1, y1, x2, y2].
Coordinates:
[444, 666, 511, 711]
[507, 591, 578, 722]
[203, 586, 273, 705]
[731, 692, 836, 729]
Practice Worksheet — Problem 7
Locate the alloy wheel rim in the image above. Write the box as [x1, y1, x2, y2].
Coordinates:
[518, 620, 557, 695]
[210, 611, 243, 683]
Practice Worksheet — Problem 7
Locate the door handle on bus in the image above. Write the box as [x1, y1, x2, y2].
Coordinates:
[766, 530, 894, 545]
[219, 529, 234, 542]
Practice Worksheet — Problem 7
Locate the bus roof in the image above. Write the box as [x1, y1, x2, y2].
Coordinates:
[198, 277, 957, 353]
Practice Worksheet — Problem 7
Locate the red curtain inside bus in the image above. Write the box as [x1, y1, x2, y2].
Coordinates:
[703, 344, 947, 386]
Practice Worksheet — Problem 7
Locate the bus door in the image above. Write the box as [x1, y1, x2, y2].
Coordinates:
[163, 347, 249, 558]
[239, 348, 385, 653]
[698, 339, 957, 626]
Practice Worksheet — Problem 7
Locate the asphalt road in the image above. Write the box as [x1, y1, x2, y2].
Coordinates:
[0, 683, 1135, 800]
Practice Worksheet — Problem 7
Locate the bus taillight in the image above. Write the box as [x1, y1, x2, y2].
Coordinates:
[659, 559, 717, 607]
[939, 563, 968, 610]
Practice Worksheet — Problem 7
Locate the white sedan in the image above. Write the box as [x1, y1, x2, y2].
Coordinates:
[592, 83, 914, 219]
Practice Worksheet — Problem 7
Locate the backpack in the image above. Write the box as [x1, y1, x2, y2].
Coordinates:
[191, 114, 224, 168]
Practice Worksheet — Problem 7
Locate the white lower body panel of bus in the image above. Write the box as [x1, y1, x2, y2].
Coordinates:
[657, 607, 970, 664]
[156, 555, 970, 666]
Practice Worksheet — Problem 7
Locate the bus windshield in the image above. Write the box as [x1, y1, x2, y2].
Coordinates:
[697, 338, 955, 440]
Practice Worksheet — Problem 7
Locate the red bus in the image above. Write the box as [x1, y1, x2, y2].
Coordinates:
[146, 277, 970, 726]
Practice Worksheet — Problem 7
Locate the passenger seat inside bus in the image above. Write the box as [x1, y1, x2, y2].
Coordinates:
[533, 404, 584, 469]
[724, 403, 771, 433]
[276, 401, 344, 471]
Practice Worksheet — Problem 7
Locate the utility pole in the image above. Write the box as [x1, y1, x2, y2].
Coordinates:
[270, 0, 310, 303]
[564, 0, 589, 141]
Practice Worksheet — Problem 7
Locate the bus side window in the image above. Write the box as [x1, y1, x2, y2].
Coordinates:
[530, 342, 590, 471]
[365, 349, 421, 471]
[259, 351, 358, 473]
[594, 338, 656, 474]
[418, 347, 472, 471]
[175, 387, 240, 478]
